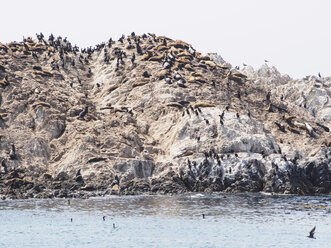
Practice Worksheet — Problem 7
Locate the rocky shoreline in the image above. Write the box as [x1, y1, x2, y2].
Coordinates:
[0, 33, 330, 199]
[1, 152, 330, 199]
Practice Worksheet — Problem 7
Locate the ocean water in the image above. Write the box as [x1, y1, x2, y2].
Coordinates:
[0, 193, 330, 248]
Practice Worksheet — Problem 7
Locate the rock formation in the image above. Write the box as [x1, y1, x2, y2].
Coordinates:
[0, 33, 330, 199]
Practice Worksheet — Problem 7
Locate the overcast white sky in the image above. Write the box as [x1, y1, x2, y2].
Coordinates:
[1, 0, 330, 78]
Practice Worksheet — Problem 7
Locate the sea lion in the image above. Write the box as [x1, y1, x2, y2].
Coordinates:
[107, 85, 119, 93]
[293, 120, 305, 129]
[149, 53, 165, 61]
[31, 101, 51, 109]
[193, 102, 215, 108]
[141, 50, 153, 60]
[205, 61, 216, 68]
[284, 113, 296, 124]
[288, 127, 300, 134]
[133, 81, 149, 87]
[0, 75, 8, 87]
[0, 113, 8, 120]
[316, 122, 329, 132]
[184, 64, 194, 71]
[166, 102, 183, 108]
[157, 69, 169, 79]
[304, 122, 314, 137]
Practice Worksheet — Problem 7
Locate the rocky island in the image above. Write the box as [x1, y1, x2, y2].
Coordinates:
[0, 33, 330, 199]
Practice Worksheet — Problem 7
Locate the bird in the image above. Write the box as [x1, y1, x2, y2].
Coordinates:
[113, 223, 116, 229]
[143, 71, 151, 78]
[318, 72, 321, 78]
[103, 216, 106, 221]
[71, 218, 73, 222]
[9, 144, 16, 160]
[165, 78, 172, 84]
[264, 60, 269, 63]
[78, 106, 88, 119]
[307, 226, 316, 239]
[202, 214, 205, 219]
[186, 109, 190, 116]
[174, 71, 182, 80]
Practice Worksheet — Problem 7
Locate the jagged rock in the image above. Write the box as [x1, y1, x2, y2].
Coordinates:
[0, 33, 330, 198]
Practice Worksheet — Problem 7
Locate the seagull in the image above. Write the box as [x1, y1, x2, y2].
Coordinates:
[307, 226, 316, 239]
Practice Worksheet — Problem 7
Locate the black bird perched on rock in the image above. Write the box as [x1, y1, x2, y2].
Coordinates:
[9, 144, 16, 160]
[131, 53, 135, 64]
[186, 109, 190, 116]
[237, 90, 241, 99]
[274, 122, 286, 133]
[103, 216, 106, 221]
[143, 71, 151, 78]
[78, 106, 88, 119]
[266, 91, 271, 102]
[75, 169, 84, 183]
[1, 159, 7, 174]
[236, 113, 240, 119]
[219, 111, 225, 120]
[318, 72, 321, 78]
[114, 175, 120, 185]
[307, 226, 316, 239]
[188, 159, 192, 171]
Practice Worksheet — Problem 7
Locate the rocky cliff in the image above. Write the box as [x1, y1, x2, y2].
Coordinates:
[0, 33, 330, 199]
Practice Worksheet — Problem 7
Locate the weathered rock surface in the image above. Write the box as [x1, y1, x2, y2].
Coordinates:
[0, 34, 330, 199]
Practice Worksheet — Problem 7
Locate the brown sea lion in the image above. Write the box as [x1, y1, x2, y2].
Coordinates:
[193, 102, 215, 108]
[133, 81, 149, 87]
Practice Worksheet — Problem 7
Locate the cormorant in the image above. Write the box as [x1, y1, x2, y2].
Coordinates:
[78, 106, 88, 119]
[307, 226, 316, 239]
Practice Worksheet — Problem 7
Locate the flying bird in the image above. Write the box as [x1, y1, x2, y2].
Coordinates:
[307, 226, 316, 239]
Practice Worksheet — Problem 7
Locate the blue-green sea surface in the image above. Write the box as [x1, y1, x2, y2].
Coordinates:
[0, 193, 330, 248]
